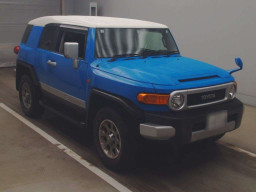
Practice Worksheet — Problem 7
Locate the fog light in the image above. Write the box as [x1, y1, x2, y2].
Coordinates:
[170, 93, 185, 110]
[228, 83, 237, 99]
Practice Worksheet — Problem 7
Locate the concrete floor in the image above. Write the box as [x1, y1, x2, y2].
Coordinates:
[221, 105, 256, 153]
[0, 68, 256, 192]
[0, 107, 117, 192]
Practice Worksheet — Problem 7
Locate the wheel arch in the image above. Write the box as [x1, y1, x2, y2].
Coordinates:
[16, 60, 39, 91]
[86, 89, 143, 130]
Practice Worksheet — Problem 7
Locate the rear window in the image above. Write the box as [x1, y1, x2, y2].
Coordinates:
[21, 25, 33, 44]
[38, 24, 59, 51]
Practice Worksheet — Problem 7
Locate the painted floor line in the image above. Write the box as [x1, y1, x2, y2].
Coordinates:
[0, 103, 133, 192]
[218, 141, 256, 158]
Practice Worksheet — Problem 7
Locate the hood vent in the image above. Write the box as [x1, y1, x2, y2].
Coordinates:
[179, 75, 219, 83]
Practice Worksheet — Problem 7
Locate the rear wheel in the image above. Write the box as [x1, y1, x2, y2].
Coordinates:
[93, 107, 138, 171]
[19, 74, 44, 118]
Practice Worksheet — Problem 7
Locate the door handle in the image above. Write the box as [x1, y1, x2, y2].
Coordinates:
[47, 60, 57, 67]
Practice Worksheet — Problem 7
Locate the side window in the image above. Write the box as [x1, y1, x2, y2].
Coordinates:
[58, 28, 88, 59]
[21, 24, 33, 44]
[39, 25, 59, 51]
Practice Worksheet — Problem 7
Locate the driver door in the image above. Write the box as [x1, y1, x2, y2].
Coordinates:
[42, 25, 88, 109]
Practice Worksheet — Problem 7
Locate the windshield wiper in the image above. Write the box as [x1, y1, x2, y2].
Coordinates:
[165, 51, 179, 57]
[109, 53, 140, 62]
[141, 50, 179, 58]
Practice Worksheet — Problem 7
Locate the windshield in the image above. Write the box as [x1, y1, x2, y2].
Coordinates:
[95, 28, 179, 58]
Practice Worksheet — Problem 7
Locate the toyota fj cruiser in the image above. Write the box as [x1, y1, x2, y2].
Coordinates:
[15, 16, 244, 171]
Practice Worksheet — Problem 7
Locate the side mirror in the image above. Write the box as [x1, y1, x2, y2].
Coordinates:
[64, 42, 80, 69]
[227, 57, 243, 74]
[64, 42, 79, 59]
[235, 57, 243, 70]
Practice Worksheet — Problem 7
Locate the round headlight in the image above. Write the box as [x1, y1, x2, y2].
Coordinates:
[228, 84, 237, 99]
[170, 93, 185, 110]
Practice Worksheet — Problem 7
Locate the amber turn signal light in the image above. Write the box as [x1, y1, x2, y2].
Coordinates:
[137, 93, 170, 105]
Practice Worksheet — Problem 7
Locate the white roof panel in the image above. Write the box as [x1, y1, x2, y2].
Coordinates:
[29, 16, 168, 28]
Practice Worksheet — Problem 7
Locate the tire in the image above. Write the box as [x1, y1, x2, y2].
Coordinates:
[19, 74, 44, 118]
[93, 107, 138, 171]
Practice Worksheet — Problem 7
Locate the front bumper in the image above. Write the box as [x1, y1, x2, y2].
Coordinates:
[139, 98, 243, 144]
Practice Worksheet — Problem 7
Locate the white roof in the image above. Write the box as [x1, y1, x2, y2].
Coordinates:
[29, 16, 168, 28]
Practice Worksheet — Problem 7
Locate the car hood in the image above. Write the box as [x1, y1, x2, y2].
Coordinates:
[92, 56, 231, 86]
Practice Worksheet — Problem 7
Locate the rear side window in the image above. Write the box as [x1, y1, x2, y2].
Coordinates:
[57, 28, 88, 58]
[39, 24, 59, 51]
[21, 25, 33, 44]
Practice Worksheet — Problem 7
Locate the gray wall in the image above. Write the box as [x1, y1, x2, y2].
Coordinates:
[0, 0, 61, 44]
[63, 0, 75, 15]
[71, 0, 256, 106]
[0, 0, 61, 67]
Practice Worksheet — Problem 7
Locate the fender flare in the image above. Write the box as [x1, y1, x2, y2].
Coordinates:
[16, 60, 39, 90]
[87, 89, 143, 121]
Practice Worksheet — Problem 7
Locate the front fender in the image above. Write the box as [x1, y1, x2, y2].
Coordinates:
[90, 68, 153, 105]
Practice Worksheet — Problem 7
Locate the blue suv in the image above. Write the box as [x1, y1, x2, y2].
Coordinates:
[15, 16, 243, 171]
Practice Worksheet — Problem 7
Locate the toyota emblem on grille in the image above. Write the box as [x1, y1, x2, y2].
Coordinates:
[201, 93, 216, 100]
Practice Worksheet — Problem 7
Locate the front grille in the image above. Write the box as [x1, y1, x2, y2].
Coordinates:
[187, 89, 226, 106]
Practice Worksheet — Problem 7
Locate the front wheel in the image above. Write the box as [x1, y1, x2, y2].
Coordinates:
[93, 107, 138, 171]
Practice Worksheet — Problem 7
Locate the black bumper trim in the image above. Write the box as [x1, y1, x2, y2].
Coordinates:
[142, 98, 244, 144]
